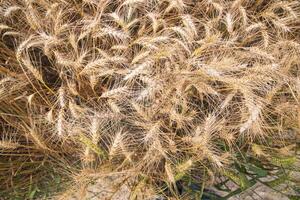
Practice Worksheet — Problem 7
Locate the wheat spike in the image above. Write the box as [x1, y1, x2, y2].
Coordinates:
[0, 140, 19, 149]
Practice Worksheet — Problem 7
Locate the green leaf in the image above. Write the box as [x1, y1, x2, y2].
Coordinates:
[29, 186, 38, 200]
[223, 170, 251, 190]
[202, 191, 224, 200]
[246, 164, 268, 177]
[79, 134, 107, 158]
[288, 195, 300, 200]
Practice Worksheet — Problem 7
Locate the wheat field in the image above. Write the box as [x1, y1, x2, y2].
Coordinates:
[0, 0, 299, 199]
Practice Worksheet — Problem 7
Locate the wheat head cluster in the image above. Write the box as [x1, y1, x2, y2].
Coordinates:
[0, 0, 299, 199]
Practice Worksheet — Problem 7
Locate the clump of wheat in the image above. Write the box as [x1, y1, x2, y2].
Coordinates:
[0, 0, 299, 199]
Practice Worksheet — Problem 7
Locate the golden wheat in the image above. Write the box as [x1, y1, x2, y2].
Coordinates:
[0, 0, 299, 199]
